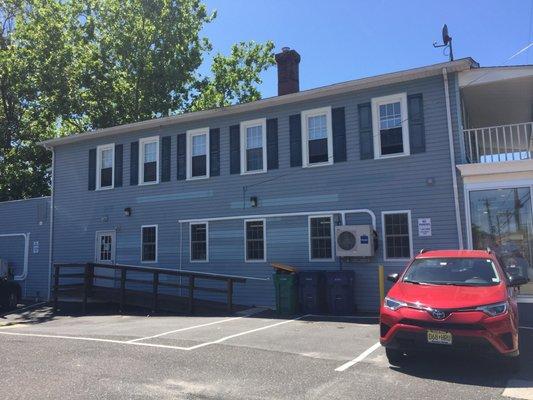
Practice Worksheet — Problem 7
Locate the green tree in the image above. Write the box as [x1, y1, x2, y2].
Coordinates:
[0, 0, 275, 201]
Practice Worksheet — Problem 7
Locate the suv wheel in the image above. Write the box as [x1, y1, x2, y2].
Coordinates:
[386, 348, 405, 366]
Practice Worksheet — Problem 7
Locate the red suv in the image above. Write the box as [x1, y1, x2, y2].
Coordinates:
[380, 250, 528, 370]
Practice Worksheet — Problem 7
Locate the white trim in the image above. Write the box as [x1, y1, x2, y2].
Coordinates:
[178, 209, 377, 229]
[189, 221, 209, 263]
[94, 230, 116, 264]
[381, 210, 413, 262]
[240, 118, 267, 175]
[301, 106, 333, 168]
[96, 143, 115, 190]
[139, 136, 160, 185]
[308, 215, 335, 262]
[244, 218, 266, 263]
[41, 59, 475, 148]
[0, 233, 29, 281]
[443, 68, 464, 249]
[141, 224, 158, 263]
[186, 127, 210, 180]
[371, 92, 410, 159]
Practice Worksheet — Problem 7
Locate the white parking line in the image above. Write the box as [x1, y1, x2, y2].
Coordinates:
[0, 330, 191, 350]
[127, 308, 265, 343]
[335, 342, 381, 372]
[502, 379, 533, 400]
[186, 314, 311, 350]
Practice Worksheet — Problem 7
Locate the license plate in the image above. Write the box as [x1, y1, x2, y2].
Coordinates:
[427, 330, 452, 345]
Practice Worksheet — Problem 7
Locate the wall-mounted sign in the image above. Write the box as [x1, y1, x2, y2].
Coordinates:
[418, 218, 432, 237]
[32, 241, 39, 254]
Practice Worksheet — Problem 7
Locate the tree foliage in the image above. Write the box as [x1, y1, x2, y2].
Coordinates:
[0, 0, 275, 201]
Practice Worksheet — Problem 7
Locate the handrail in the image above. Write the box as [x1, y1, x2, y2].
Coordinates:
[52, 262, 246, 314]
[463, 121, 532, 163]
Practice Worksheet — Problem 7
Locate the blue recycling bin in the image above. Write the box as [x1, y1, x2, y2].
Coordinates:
[298, 271, 326, 314]
[325, 271, 355, 315]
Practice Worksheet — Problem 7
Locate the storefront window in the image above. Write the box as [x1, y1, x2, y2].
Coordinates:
[469, 187, 533, 295]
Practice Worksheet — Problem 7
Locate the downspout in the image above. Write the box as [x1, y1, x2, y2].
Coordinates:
[442, 68, 464, 249]
[46, 147, 55, 301]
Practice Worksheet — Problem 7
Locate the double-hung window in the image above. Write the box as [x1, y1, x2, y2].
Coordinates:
[240, 118, 267, 174]
[141, 225, 158, 263]
[244, 219, 266, 262]
[96, 144, 114, 189]
[187, 128, 209, 179]
[372, 93, 410, 158]
[139, 136, 159, 184]
[301, 107, 333, 167]
[309, 216, 334, 261]
[382, 211, 412, 261]
[190, 222, 208, 262]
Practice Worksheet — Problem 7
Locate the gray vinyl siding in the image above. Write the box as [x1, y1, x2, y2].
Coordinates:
[0, 197, 50, 300]
[51, 73, 464, 312]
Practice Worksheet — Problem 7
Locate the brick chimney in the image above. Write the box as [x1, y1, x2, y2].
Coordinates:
[275, 47, 300, 96]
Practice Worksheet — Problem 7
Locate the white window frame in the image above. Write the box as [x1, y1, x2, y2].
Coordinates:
[371, 93, 410, 159]
[240, 118, 267, 175]
[139, 136, 160, 185]
[244, 218, 266, 263]
[189, 221, 209, 263]
[141, 224, 158, 263]
[186, 127, 210, 180]
[308, 215, 335, 262]
[301, 106, 333, 168]
[94, 230, 116, 264]
[381, 210, 413, 262]
[96, 143, 115, 190]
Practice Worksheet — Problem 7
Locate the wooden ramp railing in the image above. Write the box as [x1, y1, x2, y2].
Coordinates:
[52, 263, 246, 314]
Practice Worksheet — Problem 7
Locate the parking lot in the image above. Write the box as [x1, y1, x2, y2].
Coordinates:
[0, 303, 532, 399]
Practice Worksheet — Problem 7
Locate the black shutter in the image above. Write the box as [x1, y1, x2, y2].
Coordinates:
[289, 114, 302, 167]
[229, 125, 240, 174]
[210, 128, 220, 177]
[332, 107, 347, 163]
[176, 133, 186, 180]
[130, 141, 139, 185]
[88, 148, 96, 191]
[266, 118, 278, 170]
[114, 144, 123, 187]
[358, 102, 374, 160]
[160, 136, 171, 182]
[408, 94, 426, 154]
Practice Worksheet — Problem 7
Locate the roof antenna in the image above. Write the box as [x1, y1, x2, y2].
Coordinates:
[433, 24, 454, 61]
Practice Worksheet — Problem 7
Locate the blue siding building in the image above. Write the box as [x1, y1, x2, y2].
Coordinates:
[40, 53, 475, 312]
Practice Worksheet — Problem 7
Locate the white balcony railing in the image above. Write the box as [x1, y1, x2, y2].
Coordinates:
[463, 122, 533, 163]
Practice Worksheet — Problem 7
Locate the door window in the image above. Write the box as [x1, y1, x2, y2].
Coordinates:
[96, 232, 115, 263]
[469, 187, 533, 295]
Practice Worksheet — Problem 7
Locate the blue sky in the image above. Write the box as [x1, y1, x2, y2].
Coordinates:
[201, 0, 533, 98]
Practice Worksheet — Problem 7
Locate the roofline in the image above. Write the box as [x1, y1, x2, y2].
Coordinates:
[40, 58, 476, 148]
[0, 196, 51, 206]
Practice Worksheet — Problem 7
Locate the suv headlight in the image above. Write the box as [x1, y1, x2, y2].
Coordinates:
[384, 297, 407, 311]
[475, 302, 508, 317]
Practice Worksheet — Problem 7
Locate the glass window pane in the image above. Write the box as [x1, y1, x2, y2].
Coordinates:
[310, 217, 332, 259]
[308, 114, 327, 140]
[192, 134, 206, 156]
[384, 213, 410, 259]
[101, 148, 113, 168]
[191, 224, 207, 261]
[142, 227, 156, 262]
[469, 187, 533, 294]
[144, 142, 157, 163]
[246, 221, 265, 260]
[246, 126, 263, 149]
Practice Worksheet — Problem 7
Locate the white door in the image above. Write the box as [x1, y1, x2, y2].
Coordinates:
[95, 231, 116, 287]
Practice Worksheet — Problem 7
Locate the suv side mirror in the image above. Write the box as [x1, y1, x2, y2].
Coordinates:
[387, 273, 399, 283]
[508, 275, 529, 287]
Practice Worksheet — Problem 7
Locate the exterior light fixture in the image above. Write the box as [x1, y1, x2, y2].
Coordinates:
[250, 196, 258, 208]
[124, 207, 132, 217]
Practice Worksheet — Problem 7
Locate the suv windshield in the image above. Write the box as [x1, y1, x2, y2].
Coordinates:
[403, 258, 501, 286]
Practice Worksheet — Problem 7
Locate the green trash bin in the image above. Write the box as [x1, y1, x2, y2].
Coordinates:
[273, 273, 298, 316]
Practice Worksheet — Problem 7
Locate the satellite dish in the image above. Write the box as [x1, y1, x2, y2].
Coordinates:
[442, 24, 451, 45]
